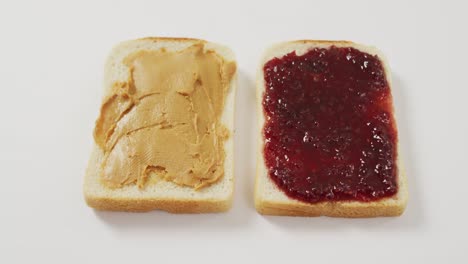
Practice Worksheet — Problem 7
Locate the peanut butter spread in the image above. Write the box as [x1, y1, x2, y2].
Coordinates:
[94, 43, 236, 189]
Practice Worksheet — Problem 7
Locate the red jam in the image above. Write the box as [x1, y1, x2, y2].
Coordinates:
[262, 46, 398, 203]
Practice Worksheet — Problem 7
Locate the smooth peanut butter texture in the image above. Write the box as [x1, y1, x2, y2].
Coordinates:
[94, 43, 236, 189]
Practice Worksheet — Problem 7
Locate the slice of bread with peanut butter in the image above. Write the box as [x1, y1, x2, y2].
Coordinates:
[84, 37, 237, 213]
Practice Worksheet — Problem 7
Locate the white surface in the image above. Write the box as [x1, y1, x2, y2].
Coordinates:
[0, 0, 466, 263]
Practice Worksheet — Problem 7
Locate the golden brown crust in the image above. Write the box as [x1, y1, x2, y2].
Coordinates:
[290, 39, 354, 45]
[85, 195, 232, 213]
[138, 37, 207, 43]
[255, 199, 405, 217]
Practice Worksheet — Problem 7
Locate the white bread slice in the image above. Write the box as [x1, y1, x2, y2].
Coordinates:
[84, 38, 236, 213]
[255, 40, 408, 217]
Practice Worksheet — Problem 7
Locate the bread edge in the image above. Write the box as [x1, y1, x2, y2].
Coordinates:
[254, 40, 408, 217]
[83, 37, 236, 213]
[84, 193, 232, 213]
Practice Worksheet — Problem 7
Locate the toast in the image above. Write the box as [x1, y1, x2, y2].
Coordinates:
[84, 37, 236, 213]
[255, 40, 408, 217]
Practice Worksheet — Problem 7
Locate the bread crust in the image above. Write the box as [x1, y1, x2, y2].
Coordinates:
[85, 193, 231, 213]
[139, 37, 207, 42]
[255, 40, 408, 217]
[84, 37, 236, 213]
[255, 200, 406, 217]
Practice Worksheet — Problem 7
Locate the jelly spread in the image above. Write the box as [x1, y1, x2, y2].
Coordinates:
[94, 43, 236, 189]
[262, 45, 398, 203]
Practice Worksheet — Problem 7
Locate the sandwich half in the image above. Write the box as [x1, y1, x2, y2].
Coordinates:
[84, 37, 236, 213]
[255, 40, 408, 217]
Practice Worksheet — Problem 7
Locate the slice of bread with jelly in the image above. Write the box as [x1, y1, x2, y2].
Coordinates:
[255, 40, 407, 217]
[84, 37, 236, 213]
